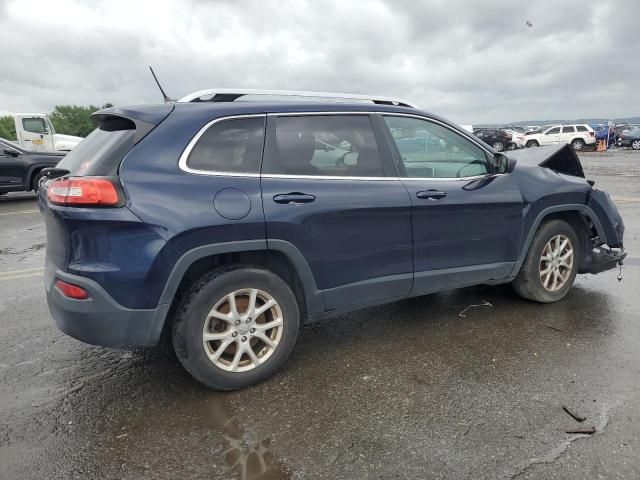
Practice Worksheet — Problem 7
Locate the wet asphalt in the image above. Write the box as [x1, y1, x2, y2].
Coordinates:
[1, 150, 639, 480]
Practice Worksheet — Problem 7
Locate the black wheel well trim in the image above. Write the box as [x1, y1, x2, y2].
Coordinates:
[510, 204, 607, 277]
[154, 239, 323, 328]
[25, 164, 49, 188]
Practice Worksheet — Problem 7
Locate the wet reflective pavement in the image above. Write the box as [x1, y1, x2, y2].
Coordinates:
[1, 151, 639, 479]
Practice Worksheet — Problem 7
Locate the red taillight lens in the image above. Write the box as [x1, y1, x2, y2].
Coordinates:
[54, 279, 90, 300]
[589, 132, 595, 137]
[47, 178, 120, 206]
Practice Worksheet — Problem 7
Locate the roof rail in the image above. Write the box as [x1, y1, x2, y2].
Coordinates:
[176, 89, 419, 108]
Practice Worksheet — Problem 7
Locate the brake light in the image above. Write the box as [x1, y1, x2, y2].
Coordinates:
[47, 178, 121, 206]
[54, 279, 89, 300]
[589, 131, 595, 137]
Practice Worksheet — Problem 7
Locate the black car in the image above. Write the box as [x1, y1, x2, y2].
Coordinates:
[0, 138, 65, 195]
[617, 128, 640, 150]
[472, 128, 513, 152]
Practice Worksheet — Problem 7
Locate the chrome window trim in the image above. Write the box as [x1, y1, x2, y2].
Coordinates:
[178, 111, 499, 181]
[178, 114, 266, 177]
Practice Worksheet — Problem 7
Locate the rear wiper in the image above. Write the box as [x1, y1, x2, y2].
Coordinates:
[41, 167, 70, 180]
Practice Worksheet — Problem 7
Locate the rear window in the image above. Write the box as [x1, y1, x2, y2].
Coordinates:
[56, 127, 135, 176]
[186, 117, 265, 174]
[576, 126, 588, 132]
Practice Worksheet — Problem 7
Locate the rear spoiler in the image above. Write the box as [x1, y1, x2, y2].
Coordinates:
[91, 103, 175, 144]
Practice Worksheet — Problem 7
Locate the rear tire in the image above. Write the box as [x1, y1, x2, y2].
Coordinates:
[171, 267, 300, 390]
[631, 139, 640, 150]
[526, 140, 539, 148]
[513, 220, 580, 303]
[571, 138, 585, 151]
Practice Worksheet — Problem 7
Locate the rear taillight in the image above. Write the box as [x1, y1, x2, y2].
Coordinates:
[47, 177, 121, 206]
[54, 279, 90, 300]
[589, 131, 595, 137]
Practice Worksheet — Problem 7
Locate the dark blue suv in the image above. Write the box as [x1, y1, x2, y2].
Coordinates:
[39, 90, 626, 390]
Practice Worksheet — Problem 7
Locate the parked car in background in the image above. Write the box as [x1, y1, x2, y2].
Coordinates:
[0, 137, 64, 195]
[525, 124, 596, 151]
[39, 89, 626, 390]
[617, 127, 640, 150]
[501, 125, 527, 134]
[500, 128, 527, 149]
[472, 128, 513, 151]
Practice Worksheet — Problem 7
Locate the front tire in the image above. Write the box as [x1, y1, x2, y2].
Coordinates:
[513, 219, 580, 303]
[172, 267, 300, 390]
[31, 170, 47, 191]
[526, 140, 539, 148]
[631, 139, 640, 150]
[492, 141, 504, 152]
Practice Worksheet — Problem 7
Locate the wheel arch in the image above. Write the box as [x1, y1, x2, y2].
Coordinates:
[25, 164, 48, 189]
[157, 240, 323, 337]
[511, 205, 606, 277]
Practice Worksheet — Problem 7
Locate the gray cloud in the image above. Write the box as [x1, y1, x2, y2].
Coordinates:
[0, 0, 638, 123]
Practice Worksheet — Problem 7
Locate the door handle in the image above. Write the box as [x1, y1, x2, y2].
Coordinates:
[273, 192, 316, 205]
[416, 190, 447, 200]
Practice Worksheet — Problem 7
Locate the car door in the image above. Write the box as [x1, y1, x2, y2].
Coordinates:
[16, 116, 54, 151]
[261, 113, 413, 311]
[561, 125, 576, 144]
[380, 114, 524, 296]
[0, 142, 24, 189]
[540, 126, 561, 145]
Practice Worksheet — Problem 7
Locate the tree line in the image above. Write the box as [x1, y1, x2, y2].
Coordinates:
[0, 104, 113, 141]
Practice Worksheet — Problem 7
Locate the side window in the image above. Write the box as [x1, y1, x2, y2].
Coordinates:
[384, 116, 489, 178]
[22, 117, 48, 134]
[576, 126, 588, 132]
[186, 117, 265, 173]
[264, 115, 384, 177]
[562, 126, 576, 134]
[546, 127, 561, 135]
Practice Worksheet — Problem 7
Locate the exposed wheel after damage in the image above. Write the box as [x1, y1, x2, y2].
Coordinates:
[513, 219, 580, 303]
[172, 267, 300, 390]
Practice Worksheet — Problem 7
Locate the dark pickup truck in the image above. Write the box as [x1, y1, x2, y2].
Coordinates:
[1, 137, 64, 195]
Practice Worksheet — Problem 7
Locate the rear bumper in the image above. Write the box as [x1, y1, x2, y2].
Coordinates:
[46, 269, 169, 348]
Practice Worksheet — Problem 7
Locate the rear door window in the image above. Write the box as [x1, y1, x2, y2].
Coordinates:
[185, 116, 265, 174]
[562, 126, 576, 134]
[576, 126, 588, 132]
[263, 115, 385, 177]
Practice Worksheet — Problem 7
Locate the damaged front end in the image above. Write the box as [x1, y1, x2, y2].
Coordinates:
[583, 188, 626, 275]
[508, 144, 627, 276]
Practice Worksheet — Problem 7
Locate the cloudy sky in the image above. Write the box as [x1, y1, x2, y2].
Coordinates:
[0, 0, 638, 123]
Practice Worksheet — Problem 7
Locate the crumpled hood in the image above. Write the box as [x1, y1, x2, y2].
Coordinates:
[507, 144, 585, 178]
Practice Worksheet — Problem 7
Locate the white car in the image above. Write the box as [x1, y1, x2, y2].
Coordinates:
[502, 129, 527, 149]
[524, 124, 596, 151]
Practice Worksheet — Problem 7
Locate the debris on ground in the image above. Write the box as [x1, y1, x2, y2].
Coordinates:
[546, 324, 566, 333]
[458, 300, 492, 318]
[563, 405, 586, 422]
[566, 426, 596, 435]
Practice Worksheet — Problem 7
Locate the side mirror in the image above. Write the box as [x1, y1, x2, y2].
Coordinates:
[491, 153, 509, 174]
[3, 148, 19, 157]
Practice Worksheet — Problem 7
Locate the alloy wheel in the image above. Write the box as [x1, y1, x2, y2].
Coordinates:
[539, 234, 574, 292]
[202, 288, 283, 372]
[493, 141, 504, 152]
[632, 140, 640, 150]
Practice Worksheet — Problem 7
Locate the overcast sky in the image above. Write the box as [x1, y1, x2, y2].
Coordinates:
[1, 0, 638, 123]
